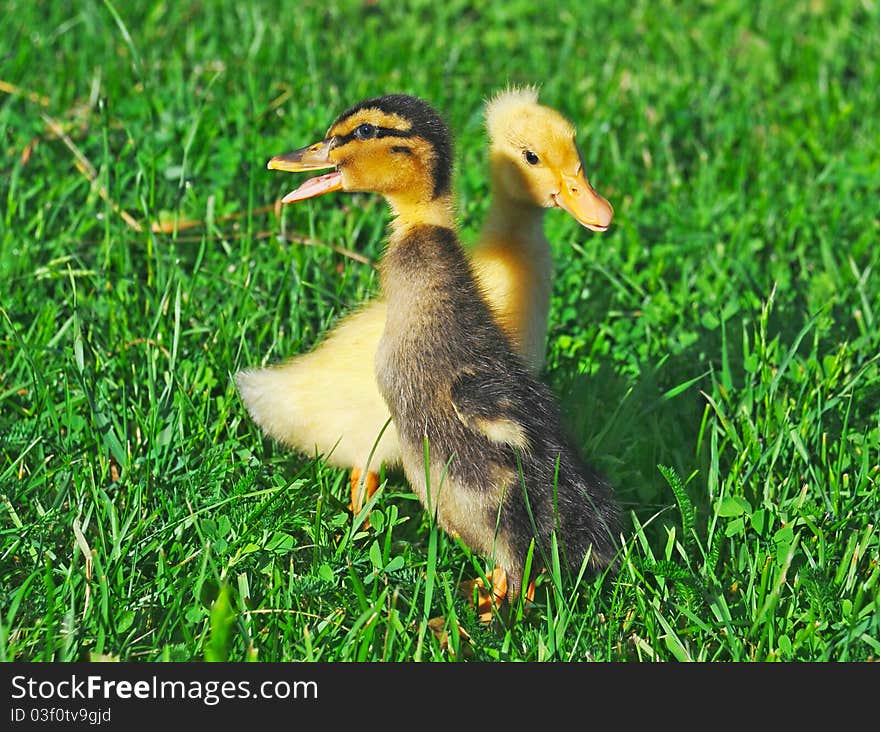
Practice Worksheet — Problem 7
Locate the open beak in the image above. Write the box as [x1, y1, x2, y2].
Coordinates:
[552, 170, 614, 233]
[267, 139, 343, 204]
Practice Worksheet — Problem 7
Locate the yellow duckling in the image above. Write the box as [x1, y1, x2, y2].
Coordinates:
[236, 88, 613, 518]
[262, 94, 620, 604]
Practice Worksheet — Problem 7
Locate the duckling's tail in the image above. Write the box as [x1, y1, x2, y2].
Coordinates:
[234, 364, 305, 448]
[540, 460, 622, 582]
[568, 468, 622, 574]
[234, 301, 402, 472]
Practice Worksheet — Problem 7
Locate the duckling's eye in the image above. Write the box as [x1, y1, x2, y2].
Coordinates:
[524, 150, 540, 165]
[354, 123, 377, 140]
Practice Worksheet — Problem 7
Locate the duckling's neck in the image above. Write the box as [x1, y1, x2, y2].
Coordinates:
[380, 193, 463, 304]
[480, 182, 547, 249]
[386, 195, 456, 238]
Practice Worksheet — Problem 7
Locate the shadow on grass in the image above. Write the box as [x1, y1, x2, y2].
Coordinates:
[552, 359, 705, 543]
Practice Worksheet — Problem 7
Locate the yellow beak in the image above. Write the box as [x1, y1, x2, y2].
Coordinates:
[267, 139, 343, 204]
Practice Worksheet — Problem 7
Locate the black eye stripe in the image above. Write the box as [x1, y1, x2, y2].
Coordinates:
[354, 123, 376, 140]
[335, 125, 416, 147]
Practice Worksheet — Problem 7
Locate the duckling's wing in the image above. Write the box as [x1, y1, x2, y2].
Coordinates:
[449, 370, 537, 454]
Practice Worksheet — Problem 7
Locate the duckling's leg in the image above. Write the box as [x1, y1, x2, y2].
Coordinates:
[349, 467, 379, 519]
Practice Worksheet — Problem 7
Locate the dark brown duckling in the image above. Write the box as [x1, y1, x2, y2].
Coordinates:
[266, 94, 621, 605]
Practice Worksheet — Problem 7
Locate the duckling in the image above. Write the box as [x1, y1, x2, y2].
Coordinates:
[264, 94, 620, 604]
[472, 86, 613, 369]
[235, 88, 613, 518]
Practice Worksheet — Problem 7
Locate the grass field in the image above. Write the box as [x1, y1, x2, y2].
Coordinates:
[1, 0, 878, 662]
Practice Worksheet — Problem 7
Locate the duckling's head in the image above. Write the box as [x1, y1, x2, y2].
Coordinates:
[269, 94, 453, 221]
[485, 87, 613, 232]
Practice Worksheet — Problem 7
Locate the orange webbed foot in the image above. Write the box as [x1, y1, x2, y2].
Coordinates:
[460, 567, 536, 623]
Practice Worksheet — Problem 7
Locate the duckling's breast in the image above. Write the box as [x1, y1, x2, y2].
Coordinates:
[376, 226, 520, 531]
[376, 227, 502, 441]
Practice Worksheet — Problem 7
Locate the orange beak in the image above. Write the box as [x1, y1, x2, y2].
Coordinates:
[552, 168, 614, 232]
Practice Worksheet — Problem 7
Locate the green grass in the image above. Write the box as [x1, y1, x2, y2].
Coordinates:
[1, 0, 878, 662]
